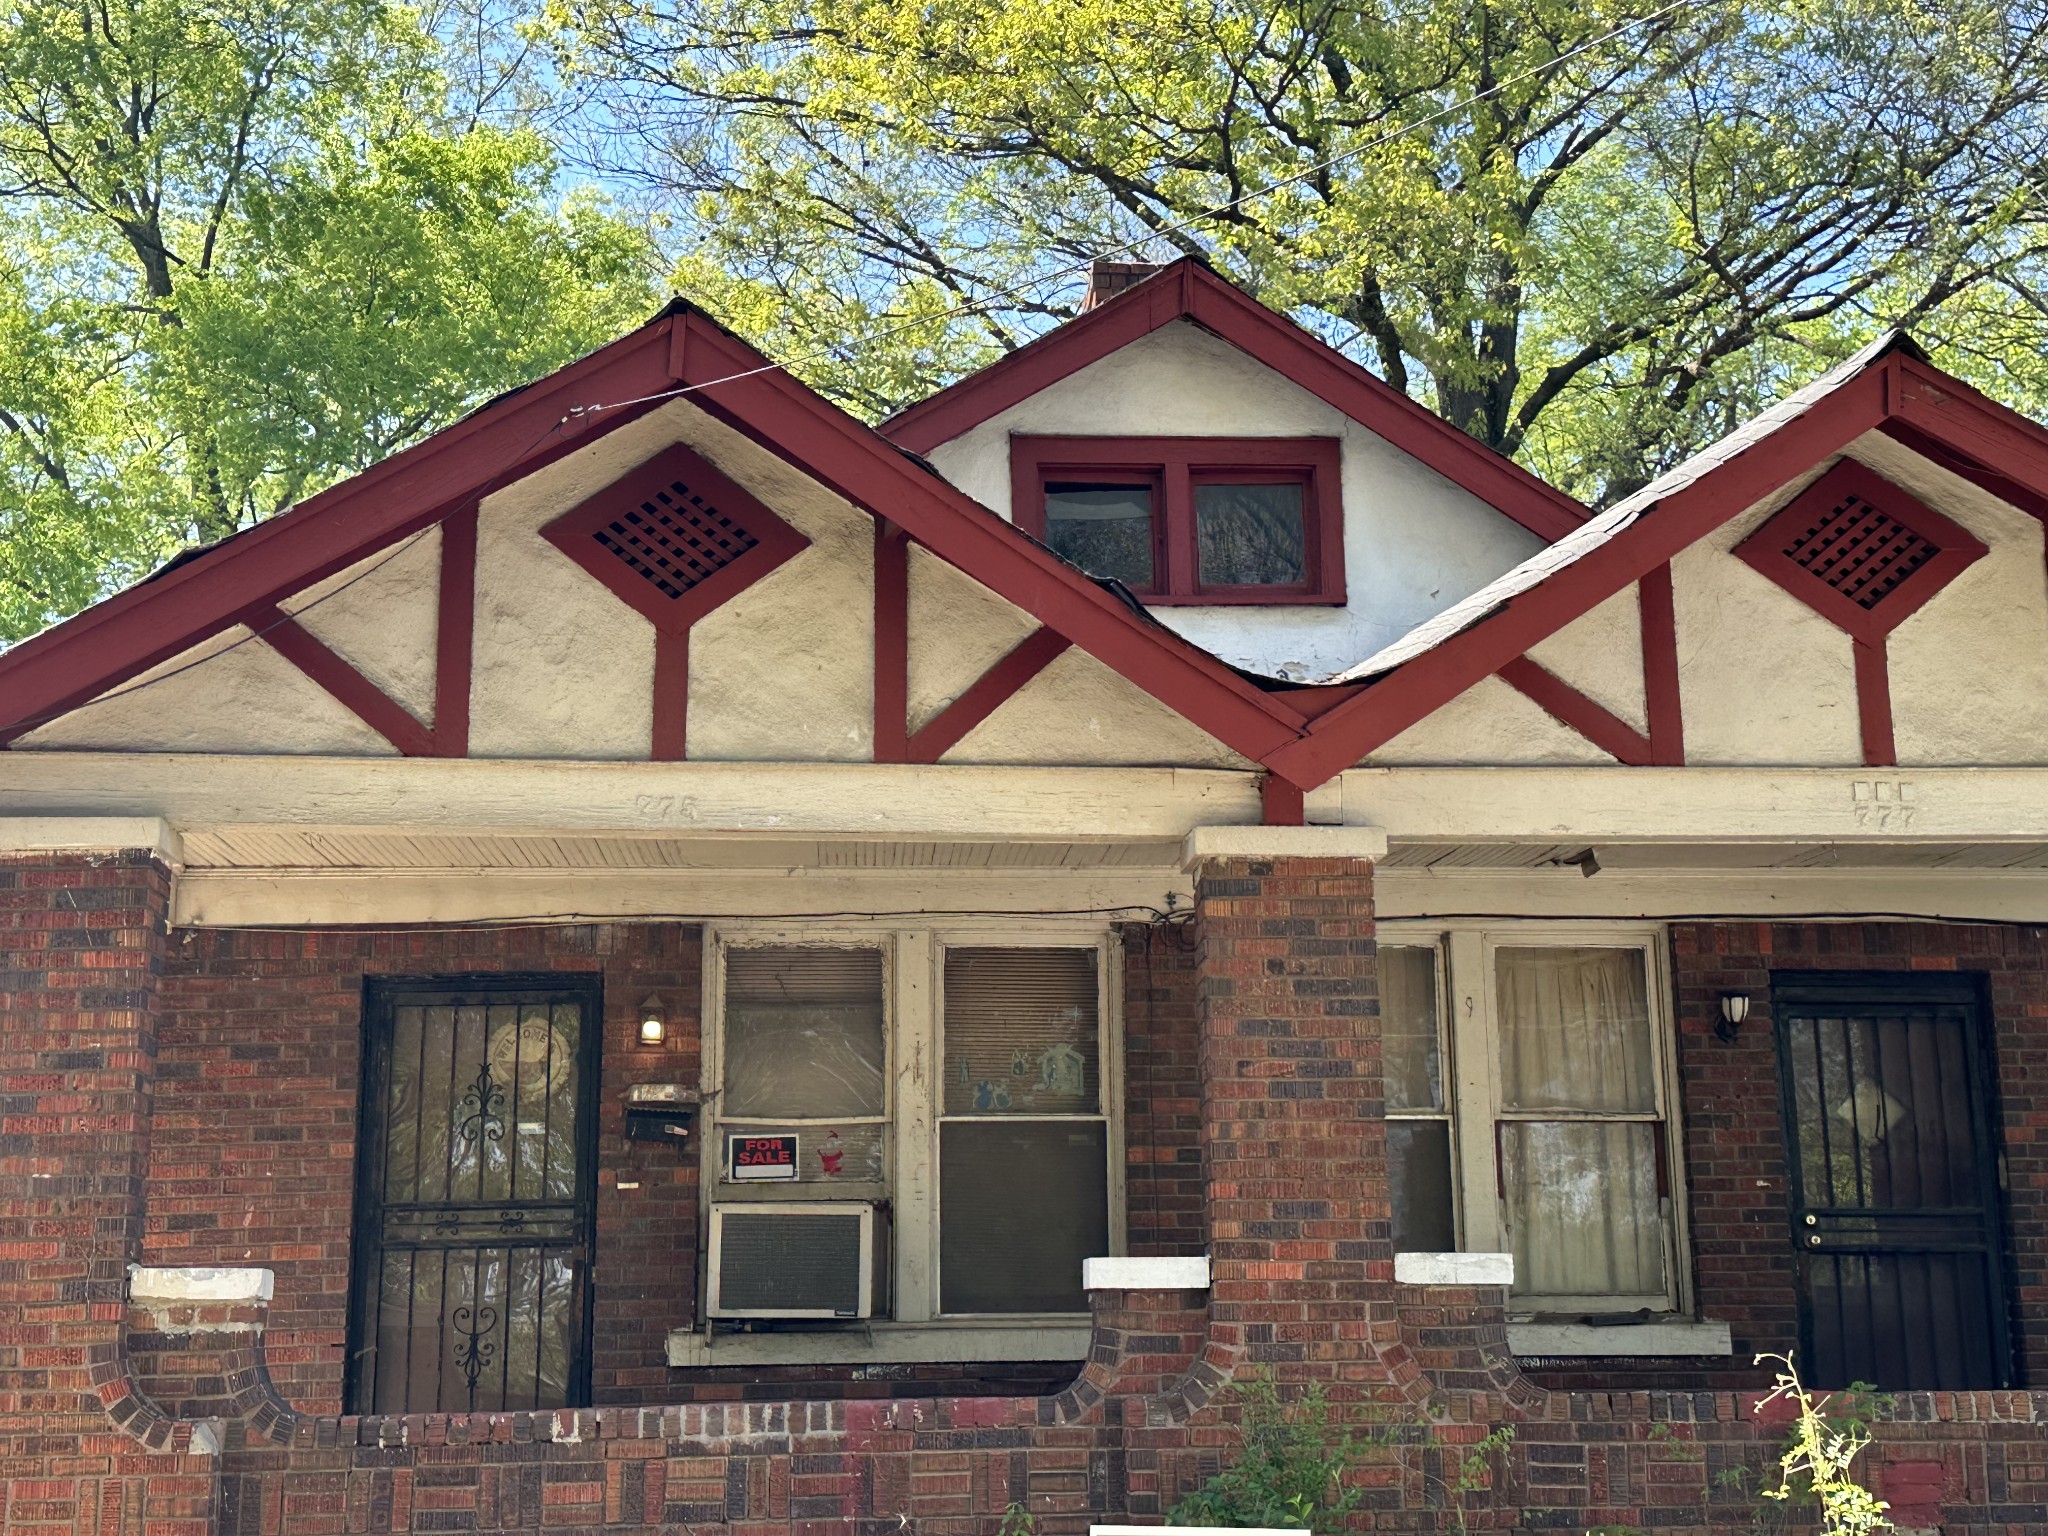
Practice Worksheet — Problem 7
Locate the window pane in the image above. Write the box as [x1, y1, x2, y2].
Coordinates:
[1495, 947, 1655, 1113]
[1380, 946, 1442, 1112]
[943, 947, 1099, 1115]
[940, 1121, 1107, 1312]
[1502, 1121, 1665, 1299]
[1045, 483, 1154, 588]
[1195, 481, 1306, 586]
[719, 1122, 887, 1186]
[723, 947, 886, 1117]
[1389, 1119, 1455, 1253]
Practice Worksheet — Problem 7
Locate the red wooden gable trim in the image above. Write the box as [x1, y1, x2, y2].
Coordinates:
[0, 299, 1310, 771]
[905, 627, 1072, 764]
[665, 307, 1308, 766]
[872, 522, 911, 763]
[1638, 565, 1684, 766]
[1853, 638, 1896, 767]
[1495, 656, 1653, 765]
[253, 606, 438, 758]
[0, 306, 672, 746]
[432, 503, 479, 758]
[1260, 774, 1306, 825]
[1260, 363, 1899, 789]
[882, 258, 1588, 543]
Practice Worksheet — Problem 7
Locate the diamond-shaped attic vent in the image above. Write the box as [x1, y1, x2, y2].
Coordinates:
[1734, 459, 1986, 642]
[594, 482, 760, 601]
[1781, 495, 1939, 612]
[542, 443, 811, 635]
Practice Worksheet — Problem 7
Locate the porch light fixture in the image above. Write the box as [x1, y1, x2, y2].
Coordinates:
[1716, 992, 1751, 1044]
[637, 996, 667, 1049]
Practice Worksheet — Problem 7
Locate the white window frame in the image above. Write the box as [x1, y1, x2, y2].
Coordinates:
[1378, 920, 1693, 1320]
[696, 921, 1125, 1350]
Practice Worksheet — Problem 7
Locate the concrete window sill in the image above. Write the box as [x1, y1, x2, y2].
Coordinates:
[1507, 1319, 1735, 1358]
[666, 1318, 1092, 1368]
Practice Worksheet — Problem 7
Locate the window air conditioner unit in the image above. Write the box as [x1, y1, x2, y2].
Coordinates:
[707, 1202, 875, 1319]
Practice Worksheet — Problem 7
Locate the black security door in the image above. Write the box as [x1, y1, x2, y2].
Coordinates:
[1775, 973, 2011, 1389]
[348, 979, 600, 1413]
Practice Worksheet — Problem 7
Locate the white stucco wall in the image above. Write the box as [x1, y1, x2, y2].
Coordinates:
[906, 546, 1040, 733]
[281, 528, 443, 722]
[944, 646, 1255, 768]
[921, 321, 1546, 680]
[14, 624, 397, 755]
[1671, 464, 1865, 767]
[1523, 584, 1648, 734]
[1364, 674, 1620, 766]
[1853, 435, 2048, 765]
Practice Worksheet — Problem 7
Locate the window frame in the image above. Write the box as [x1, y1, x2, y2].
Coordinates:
[701, 922, 1125, 1331]
[1377, 921, 1693, 1319]
[1011, 435, 1345, 605]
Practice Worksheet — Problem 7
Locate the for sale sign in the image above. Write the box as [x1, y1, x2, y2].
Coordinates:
[728, 1132, 799, 1181]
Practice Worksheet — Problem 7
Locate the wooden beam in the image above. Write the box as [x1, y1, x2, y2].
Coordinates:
[1495, 656, 1652, 766]
[171, 866, 1191, 928]
[1266, 369, 1890, 789]
[433, 502, 478, 757]
[0, 753, 1267, 840]
[253, 607, 437, 758]
[652, 630, 689, 761]
[905, 626, 1071, 764]
[1638, 565, 1684, 766]
[873, 522, 910, 763]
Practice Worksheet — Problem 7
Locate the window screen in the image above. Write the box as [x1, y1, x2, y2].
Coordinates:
[939, 947, 1107, 1312]
[722, 946, 886, 1118]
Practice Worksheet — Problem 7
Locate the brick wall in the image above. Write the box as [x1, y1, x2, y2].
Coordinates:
[144, 919, 1202, 1414]
[149, 923, 702, 1411]
[0, 851, 204, 1536]
[1532, 919, 2048, 1393]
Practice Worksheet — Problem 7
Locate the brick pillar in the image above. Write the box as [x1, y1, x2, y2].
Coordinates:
[1184, 828, 1397, 1393]
[0, 839, 188, 1535]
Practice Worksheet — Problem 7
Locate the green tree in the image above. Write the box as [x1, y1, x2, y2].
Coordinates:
[545, 0, 2048, 495]
[0, 0, 655, 640]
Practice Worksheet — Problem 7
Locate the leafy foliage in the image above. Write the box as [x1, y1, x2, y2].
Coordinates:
[1167, 1374, 1385, 1532]
[546, 0, 2048, 496]
[1754, 1352, 1896, 1536]
[0, 0, 656, 641]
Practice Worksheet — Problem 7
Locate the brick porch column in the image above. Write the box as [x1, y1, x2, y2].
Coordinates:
[1182, 826, 1398, 1394]
[0, 823, 186, 1535]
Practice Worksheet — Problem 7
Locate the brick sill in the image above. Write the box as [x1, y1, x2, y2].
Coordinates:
[1508, 1319, 1734, 1358]
[666, 1319, 1092, 1368]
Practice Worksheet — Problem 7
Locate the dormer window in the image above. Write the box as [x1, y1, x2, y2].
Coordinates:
[1012, 436, 1344, 605]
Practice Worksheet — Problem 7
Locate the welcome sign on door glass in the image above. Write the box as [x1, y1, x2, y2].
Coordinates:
[728, 1133, 799, 1180]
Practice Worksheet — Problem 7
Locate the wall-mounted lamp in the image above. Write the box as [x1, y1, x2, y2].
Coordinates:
[637, 995, 667, 1049]
[1716, 992, 1751, 1044]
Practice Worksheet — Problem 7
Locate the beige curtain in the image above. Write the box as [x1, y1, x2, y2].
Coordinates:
[1494, 948, 1664, 1300]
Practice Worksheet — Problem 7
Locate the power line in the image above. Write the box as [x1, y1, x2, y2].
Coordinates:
[16, 0, 1713, 733]
[568, 0, 1720, 421]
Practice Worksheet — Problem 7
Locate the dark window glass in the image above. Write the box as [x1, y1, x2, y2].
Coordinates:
[1195, 481, 1306, 586]
[1389, 1119, 1455, 1253]
[940, 1121, 1107, 1312]
[1044, 482, 1154, 588]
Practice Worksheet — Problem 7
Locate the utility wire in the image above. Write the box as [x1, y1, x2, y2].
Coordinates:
[565, 0, 1720, 422]
[17, 0, 1713, 733]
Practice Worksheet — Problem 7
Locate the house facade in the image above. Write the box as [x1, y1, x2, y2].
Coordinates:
[4, 258, 2048, 1534]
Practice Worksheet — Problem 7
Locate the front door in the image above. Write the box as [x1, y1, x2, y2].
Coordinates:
[348, 979, 600, 1413]
[1775, 973, 2011, 1389]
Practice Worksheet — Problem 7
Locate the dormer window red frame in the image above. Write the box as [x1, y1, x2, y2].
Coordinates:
[1010, 436, 1345, 605]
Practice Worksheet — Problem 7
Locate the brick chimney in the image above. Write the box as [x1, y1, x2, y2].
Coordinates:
[1080, 259, 1168, 311]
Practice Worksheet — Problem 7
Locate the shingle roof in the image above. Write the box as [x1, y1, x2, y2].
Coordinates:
[1316, 330, 1921, 685]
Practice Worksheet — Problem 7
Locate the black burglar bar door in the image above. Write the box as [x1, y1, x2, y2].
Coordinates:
[1774, 973, 2011, 1389]
[348, 979, 600, 1413]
